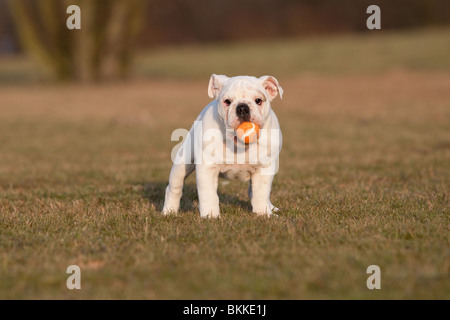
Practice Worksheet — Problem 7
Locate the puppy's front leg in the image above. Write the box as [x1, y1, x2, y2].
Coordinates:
[162, 163, 194, 214]
[196, 165, 220, 218]
[250, 169, 275, 216]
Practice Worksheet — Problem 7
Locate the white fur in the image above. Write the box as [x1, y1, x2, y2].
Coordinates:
[163, 75, 283, 218]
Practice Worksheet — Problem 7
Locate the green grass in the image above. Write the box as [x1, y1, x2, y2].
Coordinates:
[134, 27, 450, 79]
[2, 27, 450, 84]
[0, 28, 449, 299]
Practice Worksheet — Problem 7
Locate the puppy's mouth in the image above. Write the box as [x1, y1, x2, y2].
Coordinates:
[230, 118, 263, 131]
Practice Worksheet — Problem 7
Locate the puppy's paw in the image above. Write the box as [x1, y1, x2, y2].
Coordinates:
[253, 205, 273, 217]
[162, 207, 178, 215]
[199, 207, 221, 218]
[201, 212, 221, 219]
[270, 202, 280, 212]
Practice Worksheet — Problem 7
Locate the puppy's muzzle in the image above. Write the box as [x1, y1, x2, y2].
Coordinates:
[236, 103, 250, 122]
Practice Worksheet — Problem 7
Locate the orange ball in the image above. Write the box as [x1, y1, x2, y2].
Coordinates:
[236, 122, 260, 144]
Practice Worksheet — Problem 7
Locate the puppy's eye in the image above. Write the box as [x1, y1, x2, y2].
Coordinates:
[255, 98, 263, 106]
[224, 99, 231, 106]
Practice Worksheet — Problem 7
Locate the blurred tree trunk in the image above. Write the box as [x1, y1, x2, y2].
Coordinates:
[7, 0, 146, 82]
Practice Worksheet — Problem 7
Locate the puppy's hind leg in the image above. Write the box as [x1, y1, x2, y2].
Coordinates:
[162, 163, 194, 215]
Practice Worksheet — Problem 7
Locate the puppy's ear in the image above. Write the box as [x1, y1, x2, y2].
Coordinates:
[208, 74, 229, 99]
[260, 75, 283, 101]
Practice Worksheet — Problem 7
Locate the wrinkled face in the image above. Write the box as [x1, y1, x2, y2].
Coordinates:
[220, 77, 267, 130]
[208, 75, 283, 132]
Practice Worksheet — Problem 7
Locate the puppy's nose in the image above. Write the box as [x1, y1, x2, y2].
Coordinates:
[236, 103, 250, 120]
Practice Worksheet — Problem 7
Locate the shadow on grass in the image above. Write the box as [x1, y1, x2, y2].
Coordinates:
[141, 180, 251, 213]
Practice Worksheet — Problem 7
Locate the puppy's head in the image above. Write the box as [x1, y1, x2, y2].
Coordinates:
[208, 74, 283, 131]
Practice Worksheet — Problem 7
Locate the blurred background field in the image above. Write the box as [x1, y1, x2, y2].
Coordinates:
[1, 0, 450, 83]
[2, 27, 450, 83]
[0, 0, 449, 299]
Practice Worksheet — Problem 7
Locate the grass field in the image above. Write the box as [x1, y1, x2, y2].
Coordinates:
[0, 28, 449, 299]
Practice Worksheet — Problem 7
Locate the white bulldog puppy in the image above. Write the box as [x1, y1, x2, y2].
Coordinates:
[162, 74, 283, 218]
